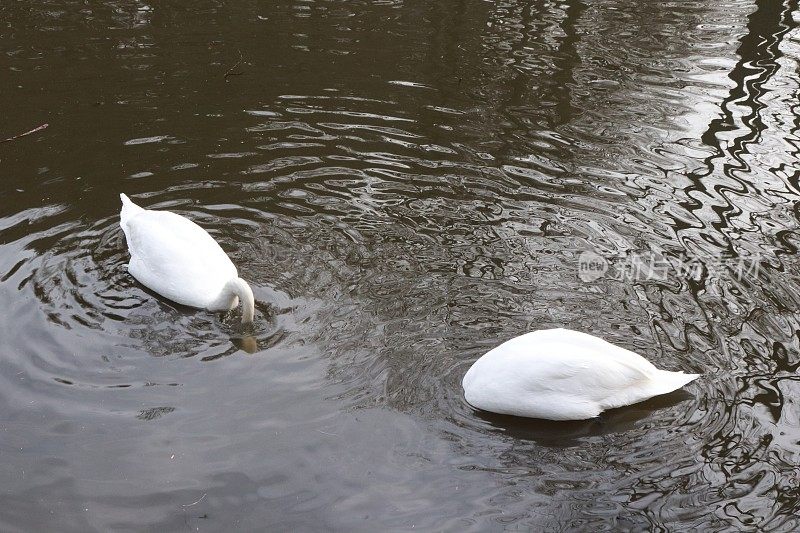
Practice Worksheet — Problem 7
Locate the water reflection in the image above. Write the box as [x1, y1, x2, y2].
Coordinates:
[474, 390, 696, 448]
[2, 0, 800, 530]
[232, 335, 259, 354]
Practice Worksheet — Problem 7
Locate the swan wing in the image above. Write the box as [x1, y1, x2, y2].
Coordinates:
[466, 337, 653, 396]
[122, 209, 237, 308]
[490, 327, 658, 385]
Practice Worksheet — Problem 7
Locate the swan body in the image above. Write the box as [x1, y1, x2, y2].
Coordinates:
[119, 193, 255, 323]
[462, 328, 699, 420]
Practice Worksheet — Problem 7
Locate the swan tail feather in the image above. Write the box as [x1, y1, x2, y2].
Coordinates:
[603, 370, 699, 411]
[119, 193, 144, 229]
[651, 370, 700, 395]
[635, 370, 699, 403]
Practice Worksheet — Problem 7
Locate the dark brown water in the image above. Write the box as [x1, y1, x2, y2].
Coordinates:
[2, 0, 800, 530]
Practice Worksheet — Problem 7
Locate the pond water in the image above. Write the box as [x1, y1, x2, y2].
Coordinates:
[2, 0, 800, 530]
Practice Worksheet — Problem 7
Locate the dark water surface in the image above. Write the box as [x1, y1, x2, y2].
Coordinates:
[2, 0, 800, 530]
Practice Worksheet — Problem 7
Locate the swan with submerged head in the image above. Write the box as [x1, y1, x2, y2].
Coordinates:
[119, 193, 255, 324]
[463, 328, 699, 420]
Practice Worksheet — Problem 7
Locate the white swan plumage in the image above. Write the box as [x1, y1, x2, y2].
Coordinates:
[463, 328, 699, 420]
[119, 193, 255, 324]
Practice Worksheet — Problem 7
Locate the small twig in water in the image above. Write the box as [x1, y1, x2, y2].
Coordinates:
[224, 49, 244, 80]
[317, 429, 338, 437]
[182, 493, 207, 507]
[1, 123, 48, 144]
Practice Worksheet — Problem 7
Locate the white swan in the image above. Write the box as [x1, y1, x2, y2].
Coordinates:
[463, 328, 699, 420]
[119, 193, 255, 324]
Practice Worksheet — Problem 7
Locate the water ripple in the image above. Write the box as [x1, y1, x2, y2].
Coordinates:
[2, 0, 800, 530]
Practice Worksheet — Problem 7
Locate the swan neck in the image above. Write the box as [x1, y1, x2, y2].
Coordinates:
[222, 277, 255, 324]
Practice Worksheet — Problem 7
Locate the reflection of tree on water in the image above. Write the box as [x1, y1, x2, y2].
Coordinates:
[699, 0, 797, 156]
[479, 0, 586, 160]
[681, 0, 798, 239]
[663, 0, 800, 528]
[506, 0, 586, 126]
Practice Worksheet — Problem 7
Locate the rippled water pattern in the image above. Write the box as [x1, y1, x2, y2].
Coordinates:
[2, 0, 800, 530]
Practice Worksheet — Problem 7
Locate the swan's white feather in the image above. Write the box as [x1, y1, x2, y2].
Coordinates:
[120, 194, 239, 310]
[462, 328, 699, 420]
